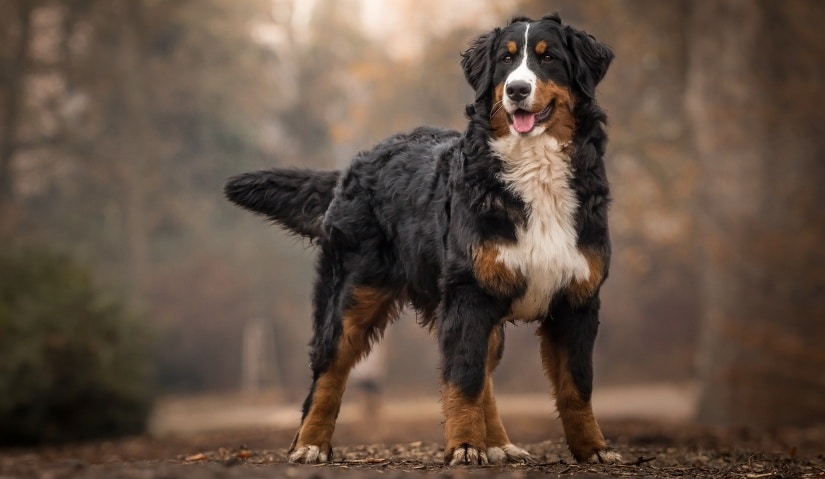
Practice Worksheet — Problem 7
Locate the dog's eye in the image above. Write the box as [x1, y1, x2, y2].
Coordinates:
[541, 54, 553, 63]
[501, 54, 513, 64]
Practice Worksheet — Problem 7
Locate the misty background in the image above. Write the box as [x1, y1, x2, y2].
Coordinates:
[1, 0, 823, 443]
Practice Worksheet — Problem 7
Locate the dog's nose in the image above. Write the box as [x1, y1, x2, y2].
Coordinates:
[506, 81, 532, 102]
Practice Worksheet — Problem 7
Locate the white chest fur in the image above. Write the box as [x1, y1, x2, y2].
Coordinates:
[490, 134, 590, 321]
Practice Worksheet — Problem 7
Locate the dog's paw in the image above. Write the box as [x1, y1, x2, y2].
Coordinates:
[288, 444, 332, 464]
[487, 443, 532, 464]
[447, 444, 488, 465]
[585, 449, 622, 464]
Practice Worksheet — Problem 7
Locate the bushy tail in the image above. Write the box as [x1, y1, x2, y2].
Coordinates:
[223, 168, 340, 240]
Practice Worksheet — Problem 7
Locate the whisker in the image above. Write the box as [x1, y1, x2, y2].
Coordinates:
[490, 100, 504, 120]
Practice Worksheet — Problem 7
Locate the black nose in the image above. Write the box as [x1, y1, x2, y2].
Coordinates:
[506, 80, 531, 102]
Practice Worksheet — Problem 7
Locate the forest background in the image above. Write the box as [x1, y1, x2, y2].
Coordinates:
[1, 0, 823, 438]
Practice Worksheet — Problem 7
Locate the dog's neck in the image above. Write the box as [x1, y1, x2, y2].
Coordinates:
[489, 132, 576, 207]
[489, 133, 572, 160]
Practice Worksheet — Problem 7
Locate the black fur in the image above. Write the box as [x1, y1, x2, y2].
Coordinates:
[224, 169, 339, 240]
[225, 13, 615, 463]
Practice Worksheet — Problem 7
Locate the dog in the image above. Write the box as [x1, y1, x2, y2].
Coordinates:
[224, 13, 617, 465]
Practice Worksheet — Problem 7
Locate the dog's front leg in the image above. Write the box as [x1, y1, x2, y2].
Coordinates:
[441, 379, 487, 465]
[538, 297, 621, 464]
[438, 284, 504, 465]
[483, 326, 532, 463]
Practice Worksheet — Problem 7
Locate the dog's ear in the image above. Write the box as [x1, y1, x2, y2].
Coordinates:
[564, 27, 614, 99]
[461, 28, 500, 103]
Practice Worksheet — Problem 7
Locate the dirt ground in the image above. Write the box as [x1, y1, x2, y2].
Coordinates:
[2, 391, 824, 479]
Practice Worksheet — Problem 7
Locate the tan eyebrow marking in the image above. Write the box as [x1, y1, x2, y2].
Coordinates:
[535, 40, 548, 55]
[506, 40, 517, 55]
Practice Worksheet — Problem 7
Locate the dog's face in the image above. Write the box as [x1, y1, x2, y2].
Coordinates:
[462, 14, 613, 141]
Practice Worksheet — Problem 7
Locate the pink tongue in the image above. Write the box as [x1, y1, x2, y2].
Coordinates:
[513, 110, 536, 133]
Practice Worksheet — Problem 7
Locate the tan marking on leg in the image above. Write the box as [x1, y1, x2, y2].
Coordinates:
[482, 329, 509, 447]
[482, 329, 533, 463]
[534, 80, 576, 144]
[482, 380, 508, 445]
[472, 243, 526, 297]
[343, 286, 403, 353]
[291, 370, 342, 459]
[538, 327, 607, 462]
[442, 383, 486, 462]
[567, 248, 605, 305]
[293, 287, 401, 456]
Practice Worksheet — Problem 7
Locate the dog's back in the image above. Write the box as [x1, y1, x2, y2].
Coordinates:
[324, 126, 459, 305]
[226, 126, 461, 308]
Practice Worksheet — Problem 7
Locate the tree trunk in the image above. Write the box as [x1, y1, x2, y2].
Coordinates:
[687, 0, 825, 427]
[0, 0, 33, 235]
[113, 0, 151, 297]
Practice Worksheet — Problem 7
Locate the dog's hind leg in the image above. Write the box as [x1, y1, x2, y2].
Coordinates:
[483, 325, 532, 464]
[288, 280, 402, 464]
[537, 298, 621, 464]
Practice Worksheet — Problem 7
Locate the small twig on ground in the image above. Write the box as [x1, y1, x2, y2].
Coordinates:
[630, 456, 656, 466]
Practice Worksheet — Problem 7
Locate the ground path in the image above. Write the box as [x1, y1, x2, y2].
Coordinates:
[2, 383, 823, 478]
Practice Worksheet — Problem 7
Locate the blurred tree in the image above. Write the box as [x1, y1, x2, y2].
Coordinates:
[1, 0, 293, 392]
[58, 0, 277, 294]
[0, 244, 152, 445]
[687, 0, 825, 427]
[2, 0, 276, 280]
[0, 0, 51, 235]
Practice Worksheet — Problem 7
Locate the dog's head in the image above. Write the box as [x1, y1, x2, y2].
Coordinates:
[461, 14, 613, 141]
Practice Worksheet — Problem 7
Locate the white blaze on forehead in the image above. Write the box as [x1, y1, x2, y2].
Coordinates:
[506, 23, 536, 91]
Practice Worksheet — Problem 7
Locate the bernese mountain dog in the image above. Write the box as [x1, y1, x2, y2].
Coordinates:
[224, 13, 617, 465]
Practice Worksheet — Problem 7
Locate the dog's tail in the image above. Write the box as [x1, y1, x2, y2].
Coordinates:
[223, 168, 340, 241]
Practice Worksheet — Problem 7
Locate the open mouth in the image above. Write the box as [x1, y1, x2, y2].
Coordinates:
[508, 100, 556, 134]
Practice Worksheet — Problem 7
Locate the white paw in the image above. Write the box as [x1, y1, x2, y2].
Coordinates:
[448, 445, 488, 465]
[288, 445, 330, 464]
[487, 443, 532, 464]
[587, 449, 622, 464]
